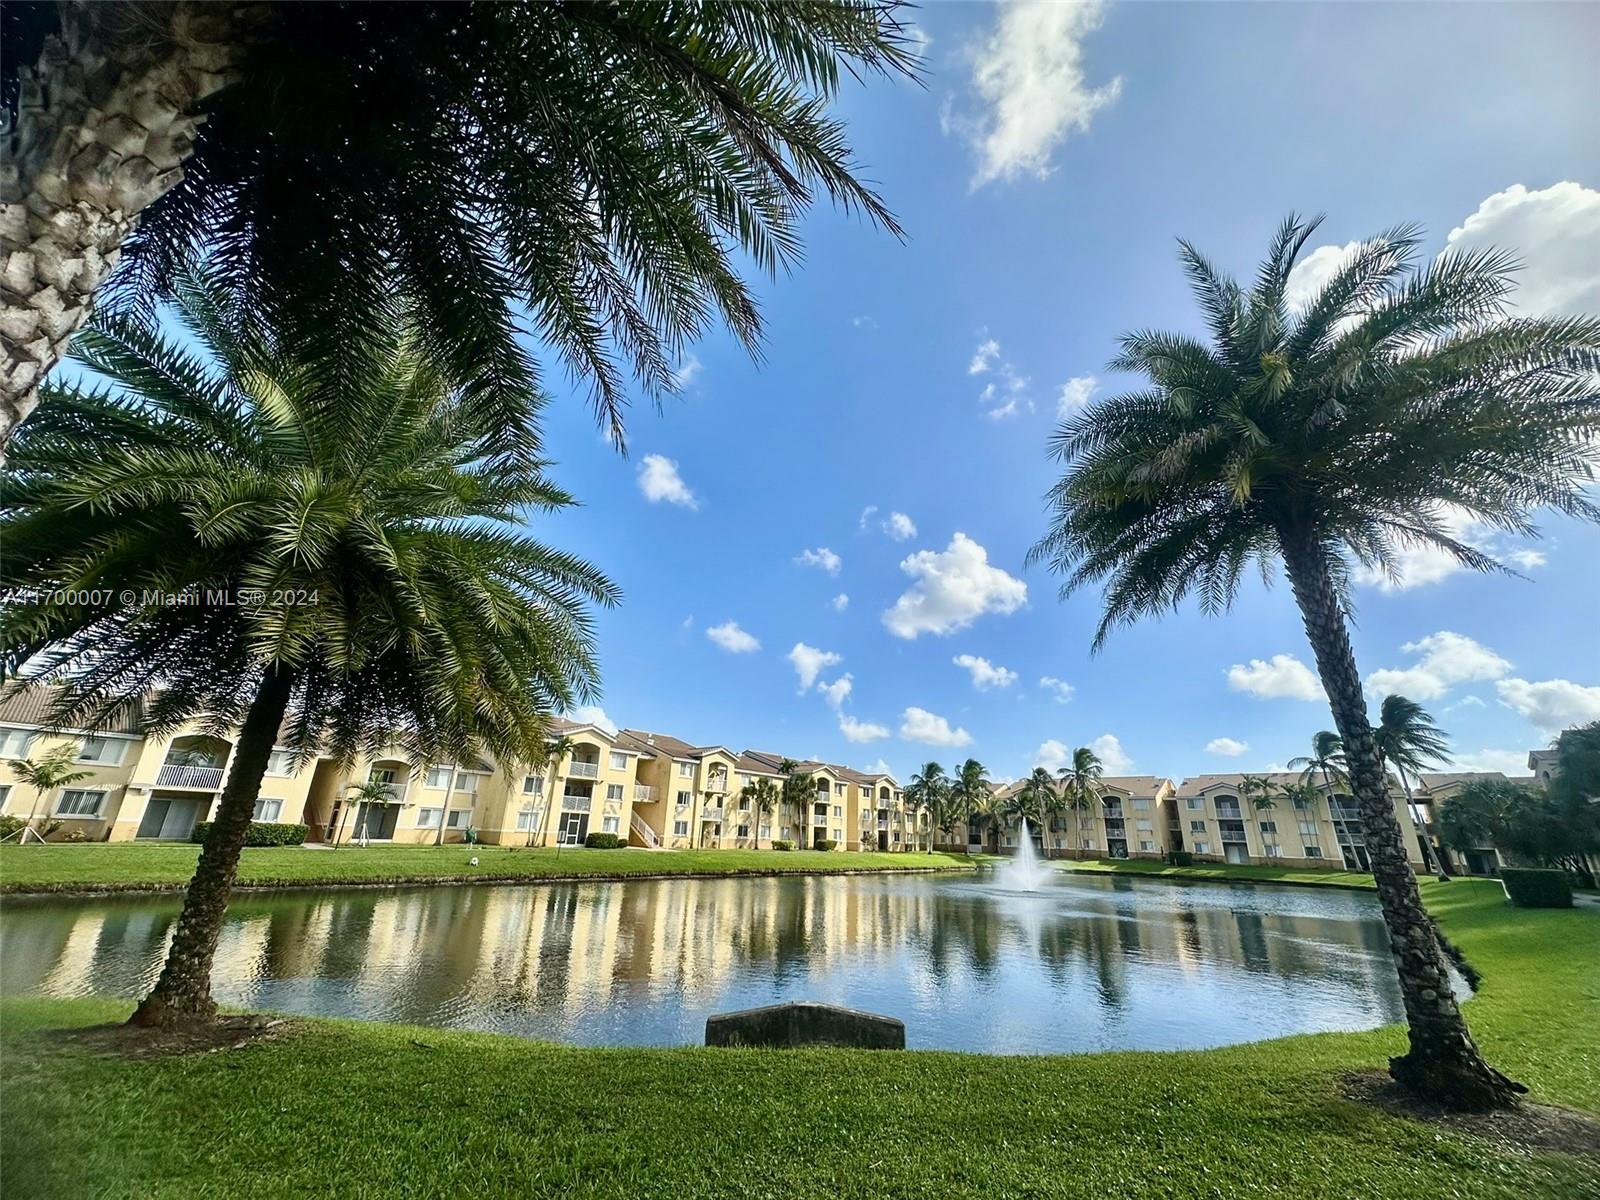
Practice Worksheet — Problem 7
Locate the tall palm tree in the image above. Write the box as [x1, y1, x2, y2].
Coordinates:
[1029, 213, 1600, 1109]
[1000, 781, 1043, 851]
[1373, 694, 1452, 880]
[2, 2, 919, 447]
[947, 758, 992, 853]
[1290, 731, 1349, 795]
[0, 262, 615, 1029]
[738, 776, 780, 850]
[7, 746, 93, 842]
[907, 762, 947, 852]
[777, 759, 814, 850]
[1019, 767, 1057, 853]
[530, 735, 576, 848]
[1057, 747, 1104, 861]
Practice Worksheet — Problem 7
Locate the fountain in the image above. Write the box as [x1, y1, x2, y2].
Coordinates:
[996, 818, 1053, 892]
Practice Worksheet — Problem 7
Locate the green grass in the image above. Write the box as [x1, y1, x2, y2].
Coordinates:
[0, 843, 975, 894]
[3, 879, 1596, 1198]
[1052, 856, 1381, 889]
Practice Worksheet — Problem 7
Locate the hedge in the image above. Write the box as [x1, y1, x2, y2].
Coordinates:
[583, 832, 624, 849]
[771, 839, 795, 851]
[1167, 850, 1193, 867]
[191, 821, 308, 847]
[812, 839, 838, 852]
[1499, 867, 1573, 908]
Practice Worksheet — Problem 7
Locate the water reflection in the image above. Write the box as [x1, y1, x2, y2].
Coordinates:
[0, 873, 1419, 1052]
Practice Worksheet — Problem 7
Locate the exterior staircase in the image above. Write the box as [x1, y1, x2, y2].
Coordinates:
[630, 811, 663, 849]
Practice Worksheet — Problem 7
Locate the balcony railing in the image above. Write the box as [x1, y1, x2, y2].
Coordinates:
[634, 784, 654, 802]
[1102, 804, 1124, 818]
[561, 794, 592, 812]
[567, 761, 600, 779]
[156, 763, 225, 790]
[1215, 803, 1242, 819]
[701, 806, 723, 822]
[705, 777, 728, 794]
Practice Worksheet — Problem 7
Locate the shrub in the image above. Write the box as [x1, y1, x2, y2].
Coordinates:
[0, 815, 24, 840]
[191, 821, 308, 847]
[812, 839, 837, 852]
[772, 839, 795, 851]
[60, 828, 88, 842]
[1499, 867, 1573, 908]
[583, 832, 623, 849]
[1167, 850, 1194, 867]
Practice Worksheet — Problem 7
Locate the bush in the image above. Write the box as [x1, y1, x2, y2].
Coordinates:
[583, 831, 623, 849]
[812, 839, 837, 852]
[1167, 850, 1194, 867]
[772, 839, 794, 851]
[0, 814, 25, 841]
[1500, 867, 1573, 908]
[191, 821, 308, 847]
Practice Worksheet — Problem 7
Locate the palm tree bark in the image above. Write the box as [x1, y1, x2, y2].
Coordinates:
[1, 3, 255, 449]
[129, 662, 293, 1029]
[1279, 526, 1522, 1110]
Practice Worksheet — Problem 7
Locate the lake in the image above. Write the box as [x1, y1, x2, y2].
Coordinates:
[0, 871, 1418, 1052]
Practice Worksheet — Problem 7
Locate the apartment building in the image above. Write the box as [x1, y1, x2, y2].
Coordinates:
[951, 776, 1177, 860]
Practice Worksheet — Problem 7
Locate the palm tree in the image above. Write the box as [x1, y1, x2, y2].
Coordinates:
[1029, 214, 1600, 1108]
[7, 747, 93, 842]
[907, 762, 947, 852]
[947, 758, 992, 854]
[1018, 768, 1057, 854]
[530, 735, 576, 848]
[777, 759, 815, 849]
[1374, 694, 1452, 880]
[339, 778, 398, 848]
[2, 3, 920, 448]
[1290, 731, 1349, 795]
[1000, 782, 1043, 852]
[0, 262, 615, 1030]
[1056, 747, 1105, 861]
[739, 777, 780, 850]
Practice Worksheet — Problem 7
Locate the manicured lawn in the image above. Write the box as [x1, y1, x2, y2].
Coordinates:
[0, 842, 974, 894]
[2, 880, 1596, 1198]
[1053, 856, 1380, 889]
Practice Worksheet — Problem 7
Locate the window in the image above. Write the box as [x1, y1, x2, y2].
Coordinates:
[678, 761, 695, 777]
[606, 784, 624, 801]
[1082, 840, 1095, 850]
[1133, 799, 1150, 811]
[0, 784, 9, 807]
[781, 825, 791, 839]
[832, 804, 842, 818]
[833, 828, 842, 841]
[1264, 844, 1283, 858]
[515, 808, 538, 831]
[0, 728, 36, 758]
[1185, 797, 1203, 810]
[737, 824, 750, 838]
[609, 752, 628, 771]
[454, 773, 479, 794]
[1298, 820, 1317, 835]
[447, 809, 469, 828]
[676, 791, 692, 807]
[1193, 840, 1211, 854]
[835, 783, 846, 796]
[1259, 820, 1277, 834]
[253, 798, 283, 822]
[1303, 844, 1323, 858]
[1136, 820, 1153, 831]
[673, 820, 689, 836]
[738, 773, 754, 788]
[1292, 794, 1314, 810]
[265, 749, 295, 777]
[425, 765, 452, 789]
[738, 797, 750, 811]
[416, 808, 442, 828]
[56, 789, 105, 817]
[1138, 840, 1155, 852]
[601, 816, 619, 833]
[76, 736, 126, 765]
[522, 775, 543, 795]
[1189, 819, 1206, 833]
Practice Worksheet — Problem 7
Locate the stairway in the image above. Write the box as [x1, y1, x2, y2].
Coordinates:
[630, 811, 662, 849]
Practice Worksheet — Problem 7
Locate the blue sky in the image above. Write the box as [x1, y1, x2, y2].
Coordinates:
[531, 1, 1599, 784]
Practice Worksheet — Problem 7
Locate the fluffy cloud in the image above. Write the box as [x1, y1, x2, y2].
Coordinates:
[863, 758, 894, 776]
[788, 643, 842, 691]
[1352, 505, 1548, 592]
[883, 533, 1027, 639]
[637, 454, 698, 509]
[566, 705, 616, 735]
[968, 338, 1001, 375]
[1205, 737, 1249, 757]
[959, 0, 1122, 188]
[1090, 733, 1133, 774]
[839, 713, 891, 743]
[1367, 631, 1511, 701]
[1496, 678, 1600, 735]
[884, 511, 917, 541]
[1226, 655, 1322, 702]
[900, 706, 973, 747]
[818, 674, 853, 710]
[705, 621, 760, 654]
[672, 353, 703, 388]
[1056, 375, 1098, 418]
[1445, 182, 1600, 316]
[1284, 240, 1362, 313]
[830, 593, 849, 612]
[795, 547, 842, 576]
[968, 337, 1030, 418]
[1033, 738, 1070, 773]
[1447, 748, 1534, 777]
[1039, 676, 1075, 704]
[953, 654, 1018, 691]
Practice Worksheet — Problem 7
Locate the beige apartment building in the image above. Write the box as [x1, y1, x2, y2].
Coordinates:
[951, 776, 1178, 860]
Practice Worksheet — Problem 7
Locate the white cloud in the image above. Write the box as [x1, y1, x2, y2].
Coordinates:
[1226, 654, 1323, 702]
[839, 713, 891, 743]
[884, 511, 917, 541]
[883, 533, 1027, 639]
[953, 654, 1019, 691]
[788, 643, 842, 691]
[1367, 631, 1512, 701]
[637, 454, 698, 510]
[1205, 737, 1249, 757]
[858, 504, 879, 530]
[851, 315, 879, 331]
[960, 0, 1122, 188]
[1090, 733, 1133, 774]
[1033, 738, 1070, 773]
[830, 593, 849, 613]
[1057, 375, 1098, 418]
[900, 706, 973, 747]
[1444, 695, 1487, 714]
[983, 396, 1019, 421]
[1039, 676, 1075, 704]
[672, 353, 703, 388]
[1506, 549, 1548, 571]
[1496, 678, 1600, 735]
[864, 758, 894, 776]
[795, 547, 842, 576]
[1447, 748, 1534, 777]
[968, 338, 1001, 375]
[566, 705, 616, 735]
[818, 674, 853, 710]
[1351, 505, 1548, 592]
[1285, 240, 1362, 313]
[1445, 182, 1600, 317]
[705, 621, 760, 654]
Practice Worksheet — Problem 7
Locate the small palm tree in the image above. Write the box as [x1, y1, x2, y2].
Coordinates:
[1290, 732, 1349, 795]
[907, 762, 947, 852]
[1, 263, 615, 1030]
[340, 778, 398, 848]
[1374, 694, 1453, 880]
[8, 747, 94, 842]
[1029, 214, 1600, 1108]
[1018, 768, 1057, 853]
[739, 777, 780, 850]
[777, 759, 814, 849]
[530, 735, 576, 848]
[1000, 781, 1044, 851]
[1057, 748, 1105, 861]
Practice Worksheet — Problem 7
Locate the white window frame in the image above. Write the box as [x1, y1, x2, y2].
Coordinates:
[678, 761, 695, 778]
[676, 791, 692, 807]
[55, 788, 107, 818]
[425, 766, 453, 790]
[1193, 840, 1211, 854]
[416, 807, 443, 828]
[446, 809, 469, 829]
[606, 783, 624, 801]
[265, 749, 295, 777]
[515, 808, 538, 831]
[759, 824, 771, 839]
[601, 815, 620, 834]
[1303, 844, 1323, 858]
[673, 820, 689, 836]
[609, 752, 628, 772]
[0, 728, 36, 758]
[1190, 820, 1206, 833]
[1185, 797, 1203, 810]
[454, 773, 480, 794]
[253, 798, 284, 822]
[522, 774, 543, 795]
[76, 736, 127, 766]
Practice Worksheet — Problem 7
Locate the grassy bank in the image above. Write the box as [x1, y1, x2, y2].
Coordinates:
[3, 880, 1596, 1198]
[1051, 856, 1380, 889]
[0, 843, 974, 895]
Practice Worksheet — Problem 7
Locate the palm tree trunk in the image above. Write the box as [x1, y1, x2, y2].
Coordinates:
[1279, 528, 1522, 1110]
[1, 3, 254, 449]
[129, 663, 293, 1029]
[1396, 764, 1449, 881]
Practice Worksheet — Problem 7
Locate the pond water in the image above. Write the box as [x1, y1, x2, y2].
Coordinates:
[0, 871, 1420, 1053]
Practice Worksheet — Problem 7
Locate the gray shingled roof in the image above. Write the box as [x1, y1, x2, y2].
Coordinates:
[0, 684, 148, 736]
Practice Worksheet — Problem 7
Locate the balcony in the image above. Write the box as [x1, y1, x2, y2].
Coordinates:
[634, 784, 654, 802]
[1215, 803, 1242, 819]
[155, 763, 225, 790]
[701, 806, 723, 822]
[567, 761, 600, 779]
[560, 794, 592, 812]
[704, 777, 728, 794]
